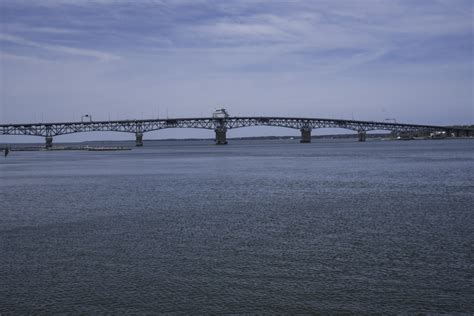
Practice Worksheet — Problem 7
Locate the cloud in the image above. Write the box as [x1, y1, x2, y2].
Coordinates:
[0, 33, 119, 61]
[3, 23, 82, 34]
[201, 20, 289, 41]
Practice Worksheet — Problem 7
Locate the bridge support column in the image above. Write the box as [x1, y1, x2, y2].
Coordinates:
[135, 132, 143, 147]
[45, 136, 53, 149]
[358, 131, 367, 142]
[300, 128, 312, 143]
[215, 128, 227, 145]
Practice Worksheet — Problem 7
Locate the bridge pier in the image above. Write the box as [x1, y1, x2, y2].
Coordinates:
[135, 132, 143, 147]
[215, 128, 227, 145]
[300, 128, 312, 143]
[45, 136, 53, 149]
[358, 131, 367, 142]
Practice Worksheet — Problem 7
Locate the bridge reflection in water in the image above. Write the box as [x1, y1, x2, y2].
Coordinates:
[1, 116, 472, 148]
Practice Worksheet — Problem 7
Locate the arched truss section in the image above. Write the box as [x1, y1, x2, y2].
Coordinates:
[222, 117, 432, 132]
[1, 116, 469, 137]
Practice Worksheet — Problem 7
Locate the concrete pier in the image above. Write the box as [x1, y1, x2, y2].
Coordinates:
[45, 136, 53, 149]
[300, 128, 312, 143]
[135, 132, 143, 147]
[215, 128, 227, 145]
[358, 131, 367, 142]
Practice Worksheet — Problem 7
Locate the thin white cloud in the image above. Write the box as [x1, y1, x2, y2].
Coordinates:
[204, 21, 288, 39]
[4, 23, 82, 34]
[0, 34, 119, 61]
[0, 52, 55, 64]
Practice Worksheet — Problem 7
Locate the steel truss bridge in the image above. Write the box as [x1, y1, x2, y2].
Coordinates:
[1, 116, 472, 147]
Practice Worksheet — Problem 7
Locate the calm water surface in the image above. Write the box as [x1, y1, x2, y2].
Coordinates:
[1, 139, 473, 314]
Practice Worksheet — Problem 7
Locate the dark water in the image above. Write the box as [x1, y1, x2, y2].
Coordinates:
[1, 139, 473, 314]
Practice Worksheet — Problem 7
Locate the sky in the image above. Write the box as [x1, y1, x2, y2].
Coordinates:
[0, 0, 473, 141]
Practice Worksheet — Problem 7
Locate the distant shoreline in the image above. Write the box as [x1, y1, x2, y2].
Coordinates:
[0, 133, 390, 146]
[1, 134, 472, 151]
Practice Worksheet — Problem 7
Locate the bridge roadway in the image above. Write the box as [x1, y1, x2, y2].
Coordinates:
[1, 116, 472, 147]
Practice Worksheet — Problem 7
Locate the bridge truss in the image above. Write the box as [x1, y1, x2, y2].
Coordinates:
[1, 116, 472, 147]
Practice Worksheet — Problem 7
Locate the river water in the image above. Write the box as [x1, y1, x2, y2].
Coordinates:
[1, 139, 473, 314]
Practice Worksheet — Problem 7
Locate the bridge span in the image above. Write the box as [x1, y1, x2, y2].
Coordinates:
[1, 116, 472, 148]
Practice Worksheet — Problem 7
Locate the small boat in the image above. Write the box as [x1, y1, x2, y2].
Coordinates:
[430, 131, 447, 139]
[396, 135, 414, 140]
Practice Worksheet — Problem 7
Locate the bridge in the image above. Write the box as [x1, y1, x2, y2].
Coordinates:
[1, 116, 472, 148]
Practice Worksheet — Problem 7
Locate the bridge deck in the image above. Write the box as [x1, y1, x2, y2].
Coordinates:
[1, 117, 472, 146]
[0, 116, 462, 134]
